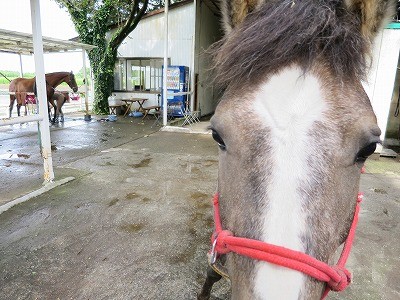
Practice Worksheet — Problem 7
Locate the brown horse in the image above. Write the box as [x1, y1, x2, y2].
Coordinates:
[8, 71, 78, 122]
[49, 91, 70, 123]
[198, 1, 395, 300]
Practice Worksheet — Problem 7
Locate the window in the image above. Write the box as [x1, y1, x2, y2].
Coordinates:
[114, 58, 169, 92]
[114, 60, 126, 90]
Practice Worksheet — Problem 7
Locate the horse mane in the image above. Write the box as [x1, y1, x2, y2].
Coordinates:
[213, 0, 369, 90]
[45, 71, 71, 77]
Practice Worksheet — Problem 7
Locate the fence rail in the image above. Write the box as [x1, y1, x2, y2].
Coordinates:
[0, 115, 43, 126]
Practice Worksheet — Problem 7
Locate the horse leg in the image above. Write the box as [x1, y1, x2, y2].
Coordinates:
[59, 96, 66, 122]
[48, 100, 55, 123]
[53, 104, 58, 123]
[51, 104, 58, 123]
[48, 104, 51, 122]
[16, 93, 26, 117]
[56, 97, 64, 123]
[197, 266, 223, 300]
[9, 96, 15, 118]
[59, 106, 64, 122]
[52, 96, 60, 123]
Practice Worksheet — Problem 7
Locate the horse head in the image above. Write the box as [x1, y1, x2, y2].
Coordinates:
[67, 71, 78, 93]
[206, 0, 395, 299]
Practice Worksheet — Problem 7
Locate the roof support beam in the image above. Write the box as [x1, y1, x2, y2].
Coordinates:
[30, 0, 54, 183]
[162, 0, 169, 126]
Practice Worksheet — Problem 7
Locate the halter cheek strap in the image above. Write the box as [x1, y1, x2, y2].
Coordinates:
[210, 193, 363, 299]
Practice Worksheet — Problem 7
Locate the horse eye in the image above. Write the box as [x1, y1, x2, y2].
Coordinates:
[355, 143, 377, 163]
[211, 129, 226, 151]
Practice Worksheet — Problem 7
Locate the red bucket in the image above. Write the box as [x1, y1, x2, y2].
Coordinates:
[25, 95, 36, 105]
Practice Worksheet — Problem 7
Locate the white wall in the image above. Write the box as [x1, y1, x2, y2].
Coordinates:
[116, 4, 195, 68]
[364, 28, 400, 143]
[195, 1, 223, 116]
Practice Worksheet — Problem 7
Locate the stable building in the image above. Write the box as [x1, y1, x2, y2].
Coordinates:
[110, 0, 222, 118]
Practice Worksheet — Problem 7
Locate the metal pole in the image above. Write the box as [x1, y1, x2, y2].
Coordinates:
[190, 0, 197, 113]
[30, 0, 55, 182]
[162, 0, 169, 126]
[82, 49, 89, 115]
[19, 53, 24, 77]
[90, 68, 95, 106]
[189, 36, 195, 113]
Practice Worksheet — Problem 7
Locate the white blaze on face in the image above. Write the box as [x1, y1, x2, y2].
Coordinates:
[252, 66, 328, 299]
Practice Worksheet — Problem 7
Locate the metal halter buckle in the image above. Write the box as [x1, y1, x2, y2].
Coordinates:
[210, 237, 218, 264]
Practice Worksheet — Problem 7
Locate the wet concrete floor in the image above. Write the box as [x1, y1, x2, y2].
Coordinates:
[0, 113, 399, 299]
[0, 115, 161, 205]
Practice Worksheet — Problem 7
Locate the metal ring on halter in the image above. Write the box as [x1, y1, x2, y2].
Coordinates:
[210, 237, 218, 264]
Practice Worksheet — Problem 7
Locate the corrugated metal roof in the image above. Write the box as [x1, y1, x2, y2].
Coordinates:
[0, 29, 95, 55]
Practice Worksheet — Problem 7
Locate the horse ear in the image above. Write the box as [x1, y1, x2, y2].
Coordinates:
[221, 0, 263, 34]
[344, 0, 396, 42]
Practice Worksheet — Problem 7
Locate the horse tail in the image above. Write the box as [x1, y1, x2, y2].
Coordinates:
[32, 80, 37, 96]
[9, 79, 16, 102]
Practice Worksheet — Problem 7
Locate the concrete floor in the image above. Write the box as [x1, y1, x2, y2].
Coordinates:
[0, 113, 399, 299]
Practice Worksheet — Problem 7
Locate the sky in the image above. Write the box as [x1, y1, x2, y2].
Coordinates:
[0, 0, 85, 74]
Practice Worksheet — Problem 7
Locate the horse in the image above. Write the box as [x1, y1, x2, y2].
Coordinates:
[9, 71, 78, 123]
[8, 78, 32, 117]
[198, 1, 395, 299]
[49, 91, 70, 123]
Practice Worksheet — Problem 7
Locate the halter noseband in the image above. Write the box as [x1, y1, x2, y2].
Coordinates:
[210, 192, 362, 299]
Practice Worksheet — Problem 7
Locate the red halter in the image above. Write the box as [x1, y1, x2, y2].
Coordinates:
[210, 192, 363, 299]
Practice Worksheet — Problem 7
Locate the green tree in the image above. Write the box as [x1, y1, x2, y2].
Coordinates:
[54, 0, 151, 114]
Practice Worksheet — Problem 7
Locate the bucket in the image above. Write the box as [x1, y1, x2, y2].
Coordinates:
[129, 111, 143, 118]
[108, 115, 117, 122]
[108, 95, 124, 106]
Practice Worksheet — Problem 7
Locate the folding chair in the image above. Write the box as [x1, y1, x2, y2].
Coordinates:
[150, 94, 173, 127]
[151, 106, 176, 127]
[151, 109, 162, 127]
[181, 99, 200, 127]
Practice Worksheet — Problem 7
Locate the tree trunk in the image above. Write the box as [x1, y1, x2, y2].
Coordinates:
[93, 69, 113, 114]
[89, 48, 117, 115]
